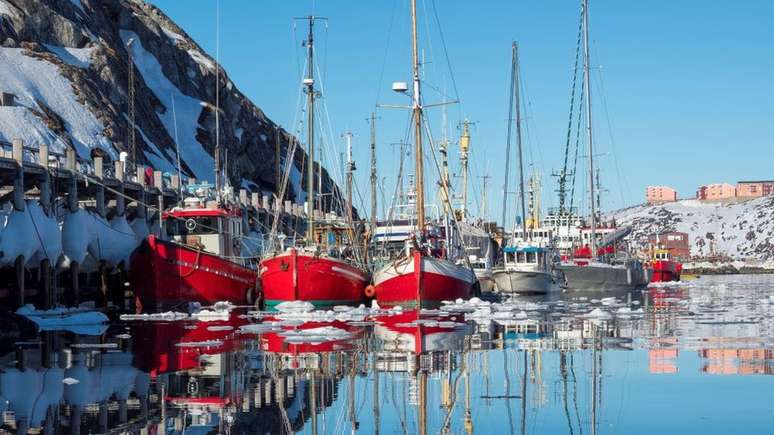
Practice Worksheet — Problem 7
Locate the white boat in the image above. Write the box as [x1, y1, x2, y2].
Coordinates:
[493, 245, 554, 294]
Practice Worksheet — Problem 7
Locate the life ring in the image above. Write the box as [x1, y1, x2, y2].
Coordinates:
[364, 285, 376, 298]
[185, 218, 197, 231]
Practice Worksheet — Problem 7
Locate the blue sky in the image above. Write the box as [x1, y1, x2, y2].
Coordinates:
[152, 0, 773, 227]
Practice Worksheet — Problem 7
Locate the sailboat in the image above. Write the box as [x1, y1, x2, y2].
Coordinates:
[557, 0, 648, 291]
[259, 16, 369, 309]
[371, 0, 476, 308]
[492, 42, 555, 294]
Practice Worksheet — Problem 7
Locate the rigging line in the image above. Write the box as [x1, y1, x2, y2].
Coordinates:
[567, 70, 586, 229]
[431, 0, 462, 116]
[594, 65, 630, 209]
[423, 116, 474, 261]
[502, 43, 517, 231]
[373, 0, 399, 106]
[560, 3, 585, 213]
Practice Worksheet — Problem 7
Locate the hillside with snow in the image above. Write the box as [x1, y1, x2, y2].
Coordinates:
[610, 197, 774, 260]
[0, 0, 342, 207]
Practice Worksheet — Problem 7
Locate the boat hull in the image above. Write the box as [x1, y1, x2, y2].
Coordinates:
[373, 251, 476, 309]
[130, 235, 258, 310]
[474, 269, 496, 293]
[259, 249, 368, 309]
[558, 260, 649, 291]
[492, 268, 553, 294]
[650, 260, 681, 282]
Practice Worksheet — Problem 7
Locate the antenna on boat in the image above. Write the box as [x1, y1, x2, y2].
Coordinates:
[214, 0, 222, 201]
[171, 92, 183, 201]
[126, 37, 136, 171]
[368, 112, 379, 230]
[582, 0, 597, 257]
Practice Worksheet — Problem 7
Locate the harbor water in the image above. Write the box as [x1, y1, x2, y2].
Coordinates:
[2, 274, 773, 434]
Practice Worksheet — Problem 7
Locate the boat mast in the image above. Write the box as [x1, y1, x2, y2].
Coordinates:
[214, 0, 222, 198]
[305, 16, 317, 241]
[514, 43, 528, 242]
[501, 42, 517, 233]
[344, 131, 357, 231]
[369, 112, 378, 230]
[582, 0, 597, 256]
[410, 0, 425, 228]
[460, 119, 471, 221]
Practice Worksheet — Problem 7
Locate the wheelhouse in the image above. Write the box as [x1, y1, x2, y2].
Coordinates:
[164, 208, 244, 260]
[503, 245, 549, 271]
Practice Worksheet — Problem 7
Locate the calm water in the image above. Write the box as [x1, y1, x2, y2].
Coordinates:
[1, 274, 773, 434]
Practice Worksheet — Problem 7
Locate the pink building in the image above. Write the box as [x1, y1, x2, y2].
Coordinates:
[736, 180, 774, 199]
[696, 183, 735, 201]
[646, 185, 677, 204]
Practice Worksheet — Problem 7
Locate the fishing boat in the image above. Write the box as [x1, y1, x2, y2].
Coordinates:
[372, 0, 475, 308]
[555, 0, 648, 291]
[493, 43, 556, 295]
[649, 248, 682, 282]
[494, 245, 554, 294]
[259, 17, 368, 310]
[130, 194, 260, 310]
[130, 14, 262, 311]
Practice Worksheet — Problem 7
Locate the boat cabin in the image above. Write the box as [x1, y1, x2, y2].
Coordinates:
[503, 245, 550, 272]
[165, 207, 244, 260]
[652, 249, 673, 262]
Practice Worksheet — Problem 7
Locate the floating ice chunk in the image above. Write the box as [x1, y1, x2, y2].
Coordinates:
[371, 300, 381, 310]
[175, 340, 223, 348]
[275, 301, 315, 313]
[238, 323, 281, 334]
[17, 305, 108, 333]
[600, 297, 617, 306]
[585, 308, 613, 320]
[206, 325, 233, 332]
[191, 310, 229, 322]
[120, 312, 188, 321]
[279, 326, 352, 344]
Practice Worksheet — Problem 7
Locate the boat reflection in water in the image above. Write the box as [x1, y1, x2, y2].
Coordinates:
[1, 275, 772, 434]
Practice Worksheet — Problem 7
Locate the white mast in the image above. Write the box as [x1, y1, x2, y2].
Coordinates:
[514, 43, 528, 242]
[583, 0, 597, 256]
[411, 0, 425, 228]
[304, 16, 317, 241]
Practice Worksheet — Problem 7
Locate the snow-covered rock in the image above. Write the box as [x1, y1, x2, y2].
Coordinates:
[612, 197, 774, 260]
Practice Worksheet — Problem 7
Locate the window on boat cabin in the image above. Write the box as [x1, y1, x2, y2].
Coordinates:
[517, 251, 526, 263]
[167, 216, 221, 236]
[526, 251, 537, 263]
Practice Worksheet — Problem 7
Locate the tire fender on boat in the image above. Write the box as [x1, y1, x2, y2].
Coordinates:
[364, 284, 376, 298]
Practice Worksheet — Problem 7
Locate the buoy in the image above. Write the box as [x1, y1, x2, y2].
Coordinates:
[364, 285, 376, 298]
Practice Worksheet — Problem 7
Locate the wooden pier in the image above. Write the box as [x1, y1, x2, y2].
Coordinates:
[0, 139, 306, 311]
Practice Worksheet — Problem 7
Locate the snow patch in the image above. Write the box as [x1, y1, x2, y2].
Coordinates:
[0, 48, 113, 158]
[120, 31, 214, 181]
[44, 44, 94, 68]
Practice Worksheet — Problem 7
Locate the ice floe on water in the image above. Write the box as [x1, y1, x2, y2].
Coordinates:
[278, 326, 353, 345]
[16, 305, 108, 335]
[120, 300, 235, 322]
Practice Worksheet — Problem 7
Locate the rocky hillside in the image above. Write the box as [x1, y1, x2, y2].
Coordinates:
[0, 0, 342, 210]
[611, 197, 774, 260]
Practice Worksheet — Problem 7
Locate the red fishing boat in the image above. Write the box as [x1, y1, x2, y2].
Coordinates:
[259, 17, 367, 310]
[649, 249, 682, 282]
[130, 199, 260, 311]
[373, 249, 475, 309]
[260, 221, 368, 309]
[370, 0, 474, 309]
